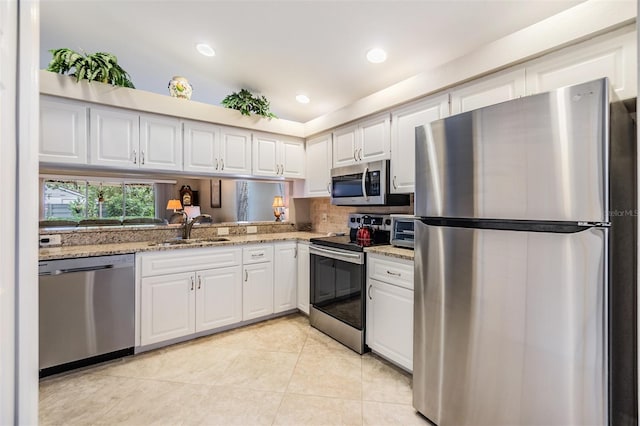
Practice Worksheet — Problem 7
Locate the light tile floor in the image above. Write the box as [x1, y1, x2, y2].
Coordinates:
[39, 313, 431, 426]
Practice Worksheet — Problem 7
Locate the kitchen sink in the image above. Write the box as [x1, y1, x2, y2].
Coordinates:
[149, 237, 229, 247]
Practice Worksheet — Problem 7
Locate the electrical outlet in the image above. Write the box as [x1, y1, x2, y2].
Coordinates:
[217, 227, 229, 236]
[39, 234, 61, 247]
[321, 213, 328, 223]
[246, 226, 257, 234]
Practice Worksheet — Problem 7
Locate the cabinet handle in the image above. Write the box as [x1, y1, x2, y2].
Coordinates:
[294, 247, 297, 258]
[326, 183, 331, 195]
[132, 149, 137, 164]
[353, 150, 358, 161]
[215, 158, 219, 170]
[386, 270, 401, 277]
[198, 276, 202, 289]
[279, 164, 284, 175]
[251, 253, 264, 258]
[358, 148, 363, 161]
[392, 175, 397, 189]
[244, 270, 248, 282]
[141, 150, 145, 165]
[190, 276, 194, 291]
[220, 159, 224, 170]
[368, 284, 373, 300]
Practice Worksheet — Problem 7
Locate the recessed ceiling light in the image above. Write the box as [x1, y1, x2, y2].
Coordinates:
[196, 43, 215, 57]
[296, 94, 310, 104]
[366, 48, 387, 64]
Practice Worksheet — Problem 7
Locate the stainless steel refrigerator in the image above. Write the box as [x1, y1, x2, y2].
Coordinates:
[413, 78, 637, 425]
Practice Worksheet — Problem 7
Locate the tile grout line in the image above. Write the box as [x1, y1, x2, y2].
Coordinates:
[270, 322, 310, 425]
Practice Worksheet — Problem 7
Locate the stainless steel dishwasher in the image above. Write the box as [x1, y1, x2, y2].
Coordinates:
[38, 254, 135, 377]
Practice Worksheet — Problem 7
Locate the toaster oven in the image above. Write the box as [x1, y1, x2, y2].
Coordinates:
[390, 215, 415, 249]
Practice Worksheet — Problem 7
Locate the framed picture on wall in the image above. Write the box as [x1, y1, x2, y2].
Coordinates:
[210, 179, 221, 208]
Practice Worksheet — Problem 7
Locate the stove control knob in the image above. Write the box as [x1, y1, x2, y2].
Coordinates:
[385, 219, 391, 225]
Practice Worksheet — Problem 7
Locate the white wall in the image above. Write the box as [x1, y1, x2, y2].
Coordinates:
[2, 0, 40, 423]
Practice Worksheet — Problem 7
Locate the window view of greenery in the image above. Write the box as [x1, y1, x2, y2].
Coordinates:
[43, 179, 155, 221]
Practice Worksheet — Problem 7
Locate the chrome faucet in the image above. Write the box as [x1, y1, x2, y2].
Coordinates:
[182, 214, 211, 240]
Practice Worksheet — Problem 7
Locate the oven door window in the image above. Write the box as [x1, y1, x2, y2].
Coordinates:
[310, 253, 364, 330]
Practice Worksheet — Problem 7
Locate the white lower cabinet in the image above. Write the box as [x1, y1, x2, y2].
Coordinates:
[366, 254, 414, 372]
[138, 247, 242, 346]
[195, 266, 243, 332]
[274, 242, 298, 313]
[141, 271, 196, 346]
[296, 242, 310, 314]
[242, 245, 274, 321]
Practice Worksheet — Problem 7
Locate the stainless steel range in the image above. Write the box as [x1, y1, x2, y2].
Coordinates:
[309, 213, 391, 353]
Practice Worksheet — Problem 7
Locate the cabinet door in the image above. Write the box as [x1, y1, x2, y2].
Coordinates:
[140, 272, 195, 346]
[183, 120, 221, 173]
[296, 242, 310, 314]
[390, 95, 449, 194]
[139, 114, 182, 171]
[450, 68, 526, 114]
[89, 106, 140, 169]
[39, 97, 88, 165]
[525, 27, 636, 99]
[367, 278, 413, 372]
[243, 262, 274, 321]
[274, 243, 297, 313]
[219, 126, 252, 174]
[359, 113, 390, 162]
[252, 133, 279, 177]
[281, 139, 305, 178]
[332, 124, 358, 168]
[195, 266, 242, 332]
[304, 133, 332, 197]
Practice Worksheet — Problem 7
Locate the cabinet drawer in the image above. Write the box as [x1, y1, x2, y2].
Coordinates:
[367, 255, 413, 290]
[243, 244, 274, 264]
[140, 247, 242, 277]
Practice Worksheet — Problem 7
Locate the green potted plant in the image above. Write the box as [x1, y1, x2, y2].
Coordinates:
[46, 48, 135, 88]
[221, 88, 277, 119]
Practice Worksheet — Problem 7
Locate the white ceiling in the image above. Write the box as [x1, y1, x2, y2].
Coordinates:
[40, 0, 586, 122]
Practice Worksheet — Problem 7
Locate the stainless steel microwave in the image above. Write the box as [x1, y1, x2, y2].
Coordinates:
[330, 160, 410, 206]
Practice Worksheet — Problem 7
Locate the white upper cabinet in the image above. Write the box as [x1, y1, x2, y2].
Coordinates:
[219, 126, 252, 175]
[183, 120, 222, 173]
[139, 113, 182, 171]
[304, 133, 333, 197]
[332, 124, 359, 167]
[332, 113, 391, 168]
[390, 94, 449, 194]
[90, 105, 182, 171]
[280, 138, 305, 178]
[525, 27, 636, 99]
[253, 133, 305, 178]
[39, 96, 88, 165]
[450, 68, 526, 114]
[89, 106, 140, 169]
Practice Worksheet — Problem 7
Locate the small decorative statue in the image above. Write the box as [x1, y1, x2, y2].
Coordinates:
[168, 76, 193, 100]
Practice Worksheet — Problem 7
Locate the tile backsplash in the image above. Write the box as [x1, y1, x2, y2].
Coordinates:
[308, 196, 413, 234]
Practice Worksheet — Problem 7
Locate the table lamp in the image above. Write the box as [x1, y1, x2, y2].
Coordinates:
[272, 196, 284, 222]
[166, 199, 183, 212]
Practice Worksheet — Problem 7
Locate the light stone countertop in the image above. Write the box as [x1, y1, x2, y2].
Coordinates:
[39, 232, 325, 261]
[365, 245, 415, 261]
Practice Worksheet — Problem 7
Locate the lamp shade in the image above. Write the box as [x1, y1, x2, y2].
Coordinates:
[166, 199, 183, 210]
[272, 196, 284, 208]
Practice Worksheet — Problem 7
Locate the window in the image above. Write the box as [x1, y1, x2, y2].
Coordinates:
[43, 179, 156, 220]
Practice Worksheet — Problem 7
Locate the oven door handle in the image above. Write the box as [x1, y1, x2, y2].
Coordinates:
[309, 245, 364, 264]
[361, 166, 368, 200]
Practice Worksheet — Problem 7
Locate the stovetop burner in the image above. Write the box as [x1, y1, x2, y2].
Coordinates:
[310, 213, 393, 252]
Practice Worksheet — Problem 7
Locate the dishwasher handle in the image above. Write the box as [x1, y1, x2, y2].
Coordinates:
[50, 264, 115, 275]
